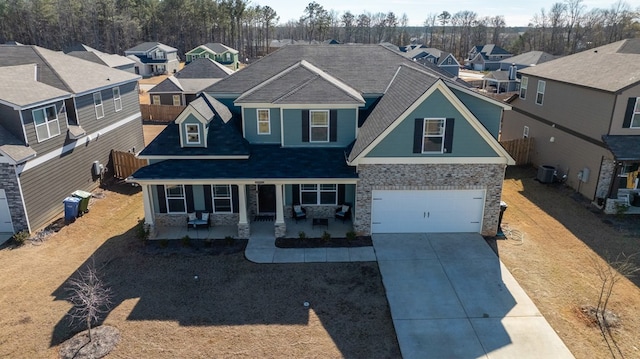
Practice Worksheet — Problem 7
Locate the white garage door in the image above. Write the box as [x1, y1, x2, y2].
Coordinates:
[371, 190, 485, 233]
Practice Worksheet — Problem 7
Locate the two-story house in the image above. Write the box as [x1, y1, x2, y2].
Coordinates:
[0, 45, 144, 237]
[482, 51, 558, 94]
[64, 43, 137, 73]
[467, 44, 513, 71]
[185, 43, 240, 71]
[403, 47, 460, 77]
[124, 42, 180, 77]
[129, 45, 514, 239]
[500, 39, 640, 213]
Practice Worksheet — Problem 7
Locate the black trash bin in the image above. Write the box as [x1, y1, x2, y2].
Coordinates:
[497, 201, 508, 237]
[63, 196, 81, 223]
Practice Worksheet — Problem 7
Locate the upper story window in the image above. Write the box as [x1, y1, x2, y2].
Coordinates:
[422, 118, 445, 153]
[172, 95, 181, 106]
[33, 105, 60, 142]
[113, 87, 122, 112]
[225, 53, 231, 61]
[300, 184, 337, 205]
[310, 110, 329, 142]
[185, 124, 200, 144]
[446, 57, 453, 64]
[630, 98, 640, 128]
[154, 51, 165, 60]
[257, 109, 270, 134]
[536, 80, 546, 105]
[520, 76, 528, 99]
[152, 95, 160, 105]
[212, 185, 233, 213]
[93, 92, 104, 119]
[165, 185, 186, 213]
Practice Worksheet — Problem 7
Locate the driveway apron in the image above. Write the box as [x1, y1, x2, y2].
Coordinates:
[373, 233, 574, 359]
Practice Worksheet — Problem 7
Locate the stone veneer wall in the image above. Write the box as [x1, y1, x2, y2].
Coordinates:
[247, 185, 258, 218]
[0, 163, 28, 233]
[283, 205, 338, 219]
[596, 158, 616, 200]
[354, 163, 507, 236]
[155, 213, 239, 227]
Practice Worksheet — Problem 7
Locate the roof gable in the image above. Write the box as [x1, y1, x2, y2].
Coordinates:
[0, 64, 71, 108]
[175, 58, 234, 79]
[499, 51, 556, 66]
[203, 43, 238, 54]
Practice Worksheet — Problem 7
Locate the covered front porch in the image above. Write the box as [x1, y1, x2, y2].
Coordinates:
[601, 136, 640, 214]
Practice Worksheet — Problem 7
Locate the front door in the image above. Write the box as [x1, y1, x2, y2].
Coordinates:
[0, 189, 15, 233]
[257, 185, 276, 214]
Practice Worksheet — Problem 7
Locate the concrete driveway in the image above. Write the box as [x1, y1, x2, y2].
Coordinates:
[373, 233, 574, 359]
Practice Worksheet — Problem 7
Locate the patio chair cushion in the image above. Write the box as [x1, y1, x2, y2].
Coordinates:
[201, 212, 209, 222]
[341, 205, 350, 213]
[188, 212, 197, 221]
[294, 205, 304, 216]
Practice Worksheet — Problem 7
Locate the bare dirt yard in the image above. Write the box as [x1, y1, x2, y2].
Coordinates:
[497, 166, 640, 359]
[0, 182, 399, 358]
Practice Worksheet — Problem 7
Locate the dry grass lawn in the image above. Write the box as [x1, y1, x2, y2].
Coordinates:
[0, 183, 399, 358]
[497, 166, 640, 359]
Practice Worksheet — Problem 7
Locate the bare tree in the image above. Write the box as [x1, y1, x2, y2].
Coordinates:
[424, 13, 437, 47]
[65, 259, 113, 342]
[437, 11, 451, 50]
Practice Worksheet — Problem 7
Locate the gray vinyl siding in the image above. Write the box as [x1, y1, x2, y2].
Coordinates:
[282, 108, 357, 147]
[243, 107, 281, 144]
[450, 88, 502, 138]
[609, 85, 640, 135]
[367, 89, 498, 157]
[0, 104, 25, 141]
[515, 76, 614, 140]
[76, 81, 139, 134]
[19, 118, 144, 232]
[21, 100, 69, 154]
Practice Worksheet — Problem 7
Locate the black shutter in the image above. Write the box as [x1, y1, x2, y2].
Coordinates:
[302, 110, 310, 142]
[232, 185, 239, 213]
[185, 185, 194, 213]
[444, 118, 455, 153]
[623, 98, 637, 128]
[203, 185, 213, 213]
[330, 110, 338, 142]
[337, 184, 345, 204]
[292, 184, 300, 204]
[413, 119, 424, 153]
[156, 185, 167, 213]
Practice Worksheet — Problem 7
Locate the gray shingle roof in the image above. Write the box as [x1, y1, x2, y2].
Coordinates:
[125, 42, 177, 53]
[602, 135, 640, 161]
[499, 51, 557, 66]
[0, 64, 71, 108]
[175, 58, 233, 79]
[205, 44, 434, 95]
[64, 44, 136, 68]
[203, 43, 238, 54]
[0, 124, 36, 163]
[519, 39, 640, 92]
[348, 65, 440, 161]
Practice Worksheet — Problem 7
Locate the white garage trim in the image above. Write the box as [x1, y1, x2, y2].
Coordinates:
[371, 189, 485, 233]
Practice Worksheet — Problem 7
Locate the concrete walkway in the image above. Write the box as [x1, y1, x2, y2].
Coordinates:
[243, 232, 574, 358]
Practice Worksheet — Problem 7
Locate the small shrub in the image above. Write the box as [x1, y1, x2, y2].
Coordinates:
[203, 239, 212, 248]
[298, 231, 307, 240]
[181, 235, 191, 247]
[135, 219, 150, 243]
[159, 239, 169, 248]
[321, 231, 331, 242]
[346, 230, 357, 241]
[225, 235, 235, 245]
[11, 231, 30, 246]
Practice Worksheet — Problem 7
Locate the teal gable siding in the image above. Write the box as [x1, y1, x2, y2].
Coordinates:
[366, 89, 499, 157]
[180, 114, 205, 147]
[243, 108, 281, 144]
[282, 108, 357, 147]
[450, 88, 502, 138]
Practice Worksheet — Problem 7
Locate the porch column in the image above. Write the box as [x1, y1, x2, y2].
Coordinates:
[275, 183, 284, 224]
[238, 184, 248, 224]
[142, 184, 154, 226]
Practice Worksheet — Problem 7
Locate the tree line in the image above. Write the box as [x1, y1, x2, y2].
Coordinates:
[0, 0, 637, 62]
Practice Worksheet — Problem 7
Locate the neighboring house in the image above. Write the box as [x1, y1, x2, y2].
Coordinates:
[148, 58, 234, 106]
[483, 51, 557, 94]
[124, 42, 179, 77]
[0, 45, 144, 235]
[64, 43, 136, 73]
[500, 39, 640, 213]
[467, 44, 513, 71]
[129, 45, 514, 239]
[499, 51, 557, 71]
[403, 47, 460, 77]
[185, 43, 240, 71]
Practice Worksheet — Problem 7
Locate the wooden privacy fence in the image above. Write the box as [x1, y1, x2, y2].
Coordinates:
[111, 150, 147, 179]
[500, 137, 534, 165]
[140, 104, 185, 122]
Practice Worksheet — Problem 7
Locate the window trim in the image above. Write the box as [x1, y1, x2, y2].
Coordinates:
[185, 123, 201, 144]
[152, 95, 160, 105]
[172, 95, 181, 106]
[631, 98, 640, 128]
[421, 118, 446, 153]
[212, 184, 233, 213]
[536, 80, 545, 105]
[257, 109, 271, 135]
[309, 110, 330, 143]
[113, 87, 122, 112]
[520, 76, 528, 99]
[93, 92, 104, 119]
[300, 184, 338, 205]
[165, 185, 186, 214]
[32, 104, 61, 142]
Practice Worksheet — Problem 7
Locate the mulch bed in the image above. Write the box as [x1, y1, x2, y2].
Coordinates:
[141, 238, 248, 256]
[275, 236, 372, 248]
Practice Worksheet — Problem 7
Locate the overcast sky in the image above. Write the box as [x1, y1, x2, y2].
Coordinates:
[253, 0, 624, 27]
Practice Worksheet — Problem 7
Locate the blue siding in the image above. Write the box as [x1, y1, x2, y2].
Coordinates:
[450, 88, 502, 138]
[282, 108, 357, 147]
[243, 108, 281, 144]
[366, 89, 498, 157]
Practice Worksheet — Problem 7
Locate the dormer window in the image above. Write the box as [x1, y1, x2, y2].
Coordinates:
[186, 124, 200, 144]
[33, 105, 60, 142]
